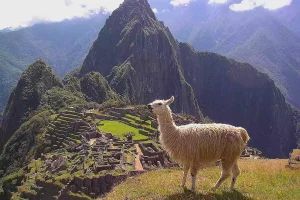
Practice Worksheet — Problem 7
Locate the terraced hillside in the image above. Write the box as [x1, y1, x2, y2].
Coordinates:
[1, 104, 266, 199]
[95, 107, 158, 142]
[46, 108, 86, 150]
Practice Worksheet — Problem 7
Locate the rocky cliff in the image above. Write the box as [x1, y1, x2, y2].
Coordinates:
[0, 60, 62, 152]
[179, 44, 297, 157]
[79, 0, 299, 157]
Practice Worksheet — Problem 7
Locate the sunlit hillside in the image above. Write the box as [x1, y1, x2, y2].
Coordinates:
[104, 159, 300, 200]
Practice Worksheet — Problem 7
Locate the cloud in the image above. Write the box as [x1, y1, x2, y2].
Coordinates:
[0, 0, 124, 30]
[208, 0, 229, 4]
[152, 8, 158, 13]
[170, 0, 194, 6]
[230, 0, 293, 11]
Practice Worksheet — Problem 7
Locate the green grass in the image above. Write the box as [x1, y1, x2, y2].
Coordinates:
[123, 115, 156, 133]
[104, 159, 300, 200]
[98, 120, 148, 140]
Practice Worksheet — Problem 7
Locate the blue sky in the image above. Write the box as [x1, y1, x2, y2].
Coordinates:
[0, 0, 293, 30]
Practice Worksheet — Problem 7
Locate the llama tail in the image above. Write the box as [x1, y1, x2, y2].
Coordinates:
[238, 128, 250, 144]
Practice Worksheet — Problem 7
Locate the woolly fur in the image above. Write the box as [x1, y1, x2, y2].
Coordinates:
[148, 96, 250, 191]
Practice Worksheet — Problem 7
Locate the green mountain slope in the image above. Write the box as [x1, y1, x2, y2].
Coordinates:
[0, 60, 62, 152]
[0, 13, 106, 112]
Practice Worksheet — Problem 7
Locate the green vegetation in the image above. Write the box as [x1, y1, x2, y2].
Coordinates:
[80, 72, 117, 104]
[0, 14, 107, 112]
[104, 159, 300, 200]
[0, 60, 62, 152]
[68, 191, 93, 200]
[98, 120, 148, 140]
[41, 87, 85, 112]
[0, 110, 52, 174]
[124, 114, 156, 132]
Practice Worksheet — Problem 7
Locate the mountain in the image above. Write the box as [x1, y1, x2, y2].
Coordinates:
[79, 0, 203, 119]
[0, 13, 107, 112]
[79, 0, 298, 157]
[0, 60, 62, 152]
[275, 0, 300, 37]
[154, 0, 300, 110]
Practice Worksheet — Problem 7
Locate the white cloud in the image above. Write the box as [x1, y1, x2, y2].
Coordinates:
[230, 0, 293, 12]
[152, 8, 158, 13]
[0, 0, 124, 30]
[208, 0, 229, 4]
[170, 0, 193, 6]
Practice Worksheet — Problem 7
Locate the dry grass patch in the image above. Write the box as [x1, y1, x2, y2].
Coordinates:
[103, 159, 300, 200]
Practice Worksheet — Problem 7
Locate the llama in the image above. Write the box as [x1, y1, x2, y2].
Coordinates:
[147, 96, 250, 192]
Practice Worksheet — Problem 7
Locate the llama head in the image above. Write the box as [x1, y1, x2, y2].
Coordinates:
[147, 96, 174, 115]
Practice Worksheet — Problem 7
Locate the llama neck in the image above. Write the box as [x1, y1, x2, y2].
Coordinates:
[157, 109, 177, 135]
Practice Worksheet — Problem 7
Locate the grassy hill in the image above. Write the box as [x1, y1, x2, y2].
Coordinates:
[103, 159, 300, 200]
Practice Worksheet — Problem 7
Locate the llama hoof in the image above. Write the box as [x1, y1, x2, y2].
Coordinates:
[210, 187, 216, 192]
[180, 184, 185, 188]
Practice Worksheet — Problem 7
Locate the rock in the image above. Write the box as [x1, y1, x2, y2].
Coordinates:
[92, 177, 99, 188]
[105, 174, 113, 185]
[82, 187, 89, 194]
[74, 177, 83, 188]
[92, 187, 100, 193]
[83, 178, 92, 188]
[70, 185, 77, 193]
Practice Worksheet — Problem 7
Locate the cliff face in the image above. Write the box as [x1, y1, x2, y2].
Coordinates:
[0, 60, 62, 152]
[179, 44, 297, 157]
[80, 0, 203, 118]
[79, 0, 298, 157]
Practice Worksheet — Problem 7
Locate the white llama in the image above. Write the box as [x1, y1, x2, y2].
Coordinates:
[147, 96, 250, 192]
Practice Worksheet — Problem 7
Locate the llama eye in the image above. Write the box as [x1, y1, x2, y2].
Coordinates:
[158, 103, 162, 106]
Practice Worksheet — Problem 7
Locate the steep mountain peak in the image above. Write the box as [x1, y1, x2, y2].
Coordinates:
[79, 0, 202, 118]
[121, 0, 156, 20]
[0, 60, 62, 152]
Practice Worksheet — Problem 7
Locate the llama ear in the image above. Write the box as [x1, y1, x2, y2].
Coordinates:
[165, 96, 174, 105]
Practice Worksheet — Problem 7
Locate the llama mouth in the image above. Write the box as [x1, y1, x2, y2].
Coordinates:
[147, 105, 153, 112]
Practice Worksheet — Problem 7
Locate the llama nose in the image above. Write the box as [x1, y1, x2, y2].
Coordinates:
[147, 104, 152, 109]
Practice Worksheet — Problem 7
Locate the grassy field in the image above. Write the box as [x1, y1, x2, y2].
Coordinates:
[98, 120, 148, 140]
[103, 159, 300, 200]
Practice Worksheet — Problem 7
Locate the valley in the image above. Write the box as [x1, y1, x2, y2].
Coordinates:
[0, 105, 266, 200]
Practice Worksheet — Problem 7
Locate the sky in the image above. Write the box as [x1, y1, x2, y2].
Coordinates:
[0, 0, 294, 30]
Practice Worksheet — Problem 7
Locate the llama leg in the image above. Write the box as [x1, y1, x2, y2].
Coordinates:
[181, 163, 190, 187]
[211, 160, 231, 191]
[230, 162, 240, 190]
[190, 164, 199, 192]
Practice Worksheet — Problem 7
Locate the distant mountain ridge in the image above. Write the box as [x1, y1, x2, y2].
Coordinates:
[0, 13, 106, 112]
[155, 0, 300, 109]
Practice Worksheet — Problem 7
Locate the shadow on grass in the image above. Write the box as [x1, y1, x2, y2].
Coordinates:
[165, 188, 253, 200]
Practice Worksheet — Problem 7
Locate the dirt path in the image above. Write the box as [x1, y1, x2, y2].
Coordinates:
[134, 144, 144, 171]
